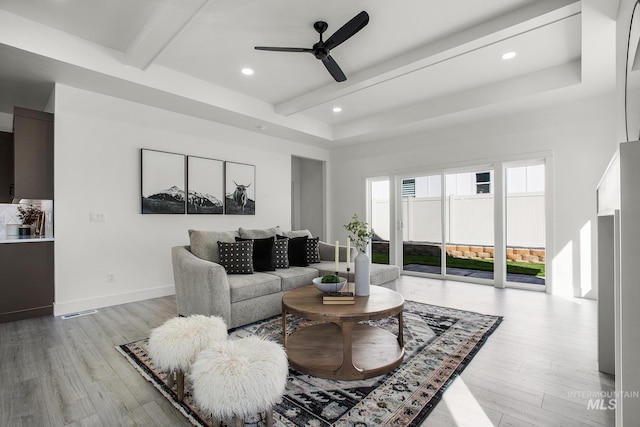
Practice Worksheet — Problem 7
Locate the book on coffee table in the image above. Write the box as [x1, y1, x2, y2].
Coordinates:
[323, 298, 355, 305]
[324, 291, 354, 298]
[323, 291, 355, 304]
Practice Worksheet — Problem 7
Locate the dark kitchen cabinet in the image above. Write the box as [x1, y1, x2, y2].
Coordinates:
[13, 107, 54, 200]
[0, 131, 13, 203]
[0, 241, 54, 323]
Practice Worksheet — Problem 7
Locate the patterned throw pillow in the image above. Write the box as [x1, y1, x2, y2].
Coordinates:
[217, 241, 254, 274]
[236, 236, 276, 272]
[305, 237, 320, 264]
[274, 237, 289, 268]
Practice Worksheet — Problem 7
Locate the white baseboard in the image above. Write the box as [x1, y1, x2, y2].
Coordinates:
[53, 285, 176, 317]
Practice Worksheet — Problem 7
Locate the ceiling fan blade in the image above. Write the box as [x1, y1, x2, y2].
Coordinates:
[322, 55, 347, 82]
[254, 46, 313, 53]
[323, 11, 369, 51]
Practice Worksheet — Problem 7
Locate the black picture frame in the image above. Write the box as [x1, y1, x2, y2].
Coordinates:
[141, 149, 186, 214]
[224, 162, 255, 215]
[187, 156, 224, 214]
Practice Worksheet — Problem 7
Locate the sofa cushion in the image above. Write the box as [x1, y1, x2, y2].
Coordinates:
[236, 236, 276, 272]
[369, 263, 401, 286]
[189, 229, 240, 263]
[282, 229, 313, 238]
[315, 261, 400, 286]
[228, 273, 281, 303]
[305, 237, 321, 263]
[218, 241, 254, 274]
[238, 226, 281, 239]
[274, 237, 289, 268]
[318, 240, 359, 261]
[287, 236, 309, 267]
[265, 267, 319, 291]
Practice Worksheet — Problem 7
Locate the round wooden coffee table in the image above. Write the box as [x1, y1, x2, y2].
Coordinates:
[281, 285, 404, 380]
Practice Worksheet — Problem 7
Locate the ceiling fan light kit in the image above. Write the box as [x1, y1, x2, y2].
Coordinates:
[254, 11, 369, 82]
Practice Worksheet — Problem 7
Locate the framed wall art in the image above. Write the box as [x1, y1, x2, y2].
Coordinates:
[187, 156, 224, 214]
[141, 149, 186, 214]
[224, 162, 255, 215]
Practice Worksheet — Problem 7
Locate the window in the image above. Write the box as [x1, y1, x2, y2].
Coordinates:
[476, 171, 491, 194]
[402, 179, 415, 197]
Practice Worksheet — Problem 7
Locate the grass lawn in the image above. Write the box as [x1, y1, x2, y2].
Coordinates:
[372, 253, 545, 277]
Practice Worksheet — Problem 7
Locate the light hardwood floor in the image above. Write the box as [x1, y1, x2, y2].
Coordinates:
[0, 276, 615, 426]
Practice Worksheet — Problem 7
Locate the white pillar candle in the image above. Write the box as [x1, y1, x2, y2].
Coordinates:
[346, 238, 351, 267]
[335, 240, 339, 272]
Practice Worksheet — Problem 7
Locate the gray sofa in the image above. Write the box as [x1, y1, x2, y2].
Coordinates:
[172, 227, 400, 329]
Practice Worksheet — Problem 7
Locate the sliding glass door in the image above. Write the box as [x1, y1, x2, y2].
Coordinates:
[367, 159, 547, 291]
[400, 174, 443, 274]
[444, 169, 494, 280]
[505, 163, 546, 286]
[369, 178, 390, 264]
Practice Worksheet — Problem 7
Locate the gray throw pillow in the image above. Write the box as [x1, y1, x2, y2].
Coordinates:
[189, 229, 240, 263]
[238, 226, 282, 239]
[217, 241, 254, 274]
[282, 229, 313, 238]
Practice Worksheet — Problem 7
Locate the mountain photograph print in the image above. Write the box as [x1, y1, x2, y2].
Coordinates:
[225, 162, 255, 215]
[141, 149, 186, 214]
[187, 156, 224, 214]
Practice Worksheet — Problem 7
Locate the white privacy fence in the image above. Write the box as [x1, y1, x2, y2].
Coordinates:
[372, 192, 545, 248]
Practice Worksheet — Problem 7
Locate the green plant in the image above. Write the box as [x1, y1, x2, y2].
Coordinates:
[17, 205, 42, 226]
[321, 273, 341, 283]
[343, 214, 375, 253]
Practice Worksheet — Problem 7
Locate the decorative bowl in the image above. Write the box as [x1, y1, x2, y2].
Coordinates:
[312, 276, 347, 293]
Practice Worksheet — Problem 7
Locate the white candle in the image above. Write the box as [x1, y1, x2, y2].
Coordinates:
[335, 240, 339, 272]
[346, 238, 351, 267]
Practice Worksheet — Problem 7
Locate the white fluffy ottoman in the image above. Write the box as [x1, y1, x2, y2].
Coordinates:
[148, 315, 227, 401]
[190, 336, 288, 427]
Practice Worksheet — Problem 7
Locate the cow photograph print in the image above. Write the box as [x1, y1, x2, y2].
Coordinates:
[224, 161, 255, 215]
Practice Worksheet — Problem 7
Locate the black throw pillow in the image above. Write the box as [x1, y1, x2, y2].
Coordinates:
[236, 236, 276, 272]
[286, 236, 309, 267]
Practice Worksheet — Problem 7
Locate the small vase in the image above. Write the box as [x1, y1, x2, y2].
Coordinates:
[354, 252, 370, 296]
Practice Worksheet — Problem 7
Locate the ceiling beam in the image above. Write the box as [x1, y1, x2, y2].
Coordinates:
[124, 0, 212, 70]
[332, 60, 582, 141]
[275, 0, 581, 117]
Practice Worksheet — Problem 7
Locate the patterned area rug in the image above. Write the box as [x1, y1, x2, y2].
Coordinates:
[117, 300, 502, 426]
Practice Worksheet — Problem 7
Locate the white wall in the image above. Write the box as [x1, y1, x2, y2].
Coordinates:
[330, 93, 617, 299]
[53, 84, 329, 315]
[0, 112, 12, 132]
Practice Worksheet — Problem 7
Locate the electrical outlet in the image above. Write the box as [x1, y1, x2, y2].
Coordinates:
[107, 273, 116, 283]
[0, 214, 4, 223]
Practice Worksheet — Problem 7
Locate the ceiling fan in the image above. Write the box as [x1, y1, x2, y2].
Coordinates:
[254, 11, 369, 82]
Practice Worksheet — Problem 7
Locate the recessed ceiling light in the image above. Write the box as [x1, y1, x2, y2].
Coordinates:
[332, 107, 342, 113]
[241, 68, 254, 75]
[501, 51, 516, 60]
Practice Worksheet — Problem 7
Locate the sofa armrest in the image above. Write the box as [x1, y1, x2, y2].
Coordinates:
[318, 241, 359, 262]
[172, 246, 231, 327]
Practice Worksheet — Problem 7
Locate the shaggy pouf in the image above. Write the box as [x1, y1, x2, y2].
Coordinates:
[148, 315, 228, 373]
[190, 336, 288, 420]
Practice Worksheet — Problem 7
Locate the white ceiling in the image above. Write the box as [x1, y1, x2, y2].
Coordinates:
[0, 0, 618, 146]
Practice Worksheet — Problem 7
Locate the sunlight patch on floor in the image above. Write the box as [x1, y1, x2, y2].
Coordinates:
[442, 377, 494, 426]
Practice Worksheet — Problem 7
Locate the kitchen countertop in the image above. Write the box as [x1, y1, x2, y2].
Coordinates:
[0, 236, 54, 244]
